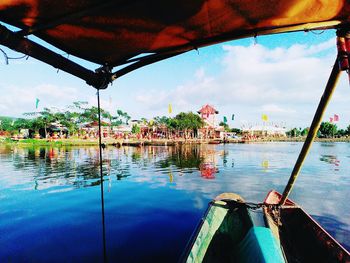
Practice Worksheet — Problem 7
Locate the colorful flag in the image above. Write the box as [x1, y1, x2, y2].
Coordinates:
[330, 117, 333, 123]
[168, 104, 172, 114]
[223, 116, 227, 123]
[334, 114, 339, 122]
[232, 114, 235, 121]
[262, 114, 268, 122]
[35, 98, 40, 109]
[262, 160, 269, 169]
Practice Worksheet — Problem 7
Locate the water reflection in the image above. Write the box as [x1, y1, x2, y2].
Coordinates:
[168, 168, 174, 183]
[319, 155, 340, 170]
[3, 145, 226, 191]
[261, 160, 269, 170]
[1, 142, 350, 261]
[199, 162, 218, 179]
[2, 146, 104, 190]
[4, 144, 346, 193]
[155, 145, 203, 170]
[1, 145, 347, 193]
[154, 144, 223, 173]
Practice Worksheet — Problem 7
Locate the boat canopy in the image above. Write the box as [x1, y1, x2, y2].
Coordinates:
[1, 0, 350, 88]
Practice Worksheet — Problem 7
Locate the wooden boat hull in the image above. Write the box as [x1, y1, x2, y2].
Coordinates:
[208, 140, 221, 144]
[264, 190, 350, 263]
[184, 191, 350, 263]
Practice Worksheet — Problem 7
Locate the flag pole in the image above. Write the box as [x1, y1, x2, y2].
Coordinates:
[280, 57, 341, 205]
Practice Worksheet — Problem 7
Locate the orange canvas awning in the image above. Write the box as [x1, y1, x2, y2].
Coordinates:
[1, 0, 350, 87]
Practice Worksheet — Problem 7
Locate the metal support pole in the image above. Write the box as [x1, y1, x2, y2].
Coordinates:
[280, 58, 341, 205]
[97, 89, 108, 262]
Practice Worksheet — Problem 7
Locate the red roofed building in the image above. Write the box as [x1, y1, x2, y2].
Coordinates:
[197, 104, 223, 139]
[197, 104, 218, 128]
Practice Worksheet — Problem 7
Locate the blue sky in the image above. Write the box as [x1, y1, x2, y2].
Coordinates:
[1, 28, 350, 129]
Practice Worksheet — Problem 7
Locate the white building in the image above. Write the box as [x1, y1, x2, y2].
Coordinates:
[242, 124, 286, 137]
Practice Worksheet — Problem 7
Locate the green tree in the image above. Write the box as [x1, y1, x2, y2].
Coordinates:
[231, 128, 242, 134]
[336, 129, 346, 137]
[0, 117, 15, 132]
[29, 117, 45, 135]
[173, 112, 204, 137]
[301, 127, 309, 136]
[131, 124, 141, 134]
[154, 116, 170, 126]
[80, 106, 112, 124]
[61, 111, 80, 136]
[112, 110, 130, 125]
[68, 101, 88, 124]
[70, 101, 88, 111]
[81, 106, 99, 122]
[24, 107, 57, 137]
[318, 122, 337, 138]
[219, 121, 230, 132]
[286, 128, 301, 137]
[166, 118, 178, 132]
[140, 118, 148, 125]
[13, 118, 31, 130]
[346, 124, 350, 135]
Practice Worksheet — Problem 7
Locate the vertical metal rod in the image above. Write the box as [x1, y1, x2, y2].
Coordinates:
[280, 58, 341, 205]
[97, 89, 108, 262]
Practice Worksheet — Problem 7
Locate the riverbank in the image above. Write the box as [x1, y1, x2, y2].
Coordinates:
[0, 137, 242, 147]
[1, 136, 350, 147]
[242, 137, 350, 143]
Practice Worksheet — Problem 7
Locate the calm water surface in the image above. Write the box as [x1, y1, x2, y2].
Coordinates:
[0, 142, 349, 262]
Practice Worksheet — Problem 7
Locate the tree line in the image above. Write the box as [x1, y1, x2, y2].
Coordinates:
[0, 101, 130, 137]
[138, 112, 205, 137]
[286, 122, 350, 138]
[0, 101, 208, 138]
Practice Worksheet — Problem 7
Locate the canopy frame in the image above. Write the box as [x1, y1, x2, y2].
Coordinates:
[0, 18, 346, 89]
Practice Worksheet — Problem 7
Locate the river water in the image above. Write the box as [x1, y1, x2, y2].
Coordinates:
[0, 142, 349, 262]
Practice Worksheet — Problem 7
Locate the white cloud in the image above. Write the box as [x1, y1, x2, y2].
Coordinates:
[261, 104, 296, 114]
[0, 83, 84, 117]
[134, 37, 348, 126]
[3, 35, 349, 127]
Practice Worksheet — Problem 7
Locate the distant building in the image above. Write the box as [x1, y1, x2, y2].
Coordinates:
[197, 104, 219, 128]
[197, 104, 223, 139]
[242, 124, 287, 137]
[112, 124, 132, 134]
[80, 121, 111, 138]
[129, 119, 141, 126]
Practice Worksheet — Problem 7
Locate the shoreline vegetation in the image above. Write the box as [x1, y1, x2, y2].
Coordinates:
[1, 102, 349, 147]
[1, 136, 350, 147]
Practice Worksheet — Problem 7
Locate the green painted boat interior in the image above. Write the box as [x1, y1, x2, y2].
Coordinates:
[186, 200, 285, 263]
[236, 227, 285, 263]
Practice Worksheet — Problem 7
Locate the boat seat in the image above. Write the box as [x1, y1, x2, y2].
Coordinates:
[236, 226, 285, 263]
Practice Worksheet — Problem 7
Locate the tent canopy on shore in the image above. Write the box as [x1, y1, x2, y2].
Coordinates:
[242, 125, 287, 136]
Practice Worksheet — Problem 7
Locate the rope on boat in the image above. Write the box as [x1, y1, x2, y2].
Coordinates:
[97, 89, 108, 263]
[213, 200, 281, 210]
[213, 200, 283, 226]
